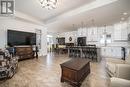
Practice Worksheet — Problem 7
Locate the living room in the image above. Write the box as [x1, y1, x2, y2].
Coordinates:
[0, 0, 130, 87]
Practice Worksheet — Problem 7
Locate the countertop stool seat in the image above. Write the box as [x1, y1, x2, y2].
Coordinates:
[69, 47, 73, 57]
[74, 47, 80, 58]
[82, 47, 88, 58]
[93, 47, 97, 61]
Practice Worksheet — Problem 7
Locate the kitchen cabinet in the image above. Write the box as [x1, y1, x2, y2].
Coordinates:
[77, 28, 87, 37]
[97, 27, 105, 41]
[92, 27, 98, 41]
[101, 47, 122, 58]
[101, 47, 112, 57]
[82, 28, 87, 36]
[87, 27, 98, 41]
[87, 28, 92, 41]
[114, 22, 128, 41]
[121, 23, 128, 40]
[77, 28, 82, 36]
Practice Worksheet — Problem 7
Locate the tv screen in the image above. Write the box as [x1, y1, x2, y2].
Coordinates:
[7, 30, 36, 46]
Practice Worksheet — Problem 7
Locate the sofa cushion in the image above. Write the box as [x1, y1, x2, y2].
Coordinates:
[111, 77, 130, 87]
[125, 54, 130, 64]
[106, 58, 125, 64]
[106, 62, 116, 76]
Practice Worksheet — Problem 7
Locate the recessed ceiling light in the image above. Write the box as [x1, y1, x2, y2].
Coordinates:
[121, 17, 125, 21]
[123, 12, 128, 15]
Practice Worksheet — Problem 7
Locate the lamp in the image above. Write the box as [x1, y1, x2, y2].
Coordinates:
[39, 0, 57, 10]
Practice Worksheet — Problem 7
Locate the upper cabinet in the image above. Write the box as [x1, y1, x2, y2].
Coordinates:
[76, 21, 128, 43]
[77, 28, 82, 36]
[122, 22, 128, 40]
[114, 22, 128, 41]
[87, 28, 92, 41]
[77, 28, 87, 37]
[87, 27, 98, 42]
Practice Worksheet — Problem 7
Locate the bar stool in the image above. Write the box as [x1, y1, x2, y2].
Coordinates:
[87, 47, 91, 58]
[82, 47, 87, 58]
[72, 47, 76, 57]
[69, 47, 74, 57]
[73, 47, 80, 58]
[82, 47, 85, 58]
[73, 47, 76, 57]
[91, 47, 94, 60]
[55, 44, 59, 54]
[90, 47, 97, 61]
[93, 47, 97, 61]
[88, 47, 92, 59]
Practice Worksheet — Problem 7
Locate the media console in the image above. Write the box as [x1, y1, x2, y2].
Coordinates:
[15, 46, 34, 60]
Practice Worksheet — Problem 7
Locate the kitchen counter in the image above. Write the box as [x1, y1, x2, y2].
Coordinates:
[67, 47, 101, 62]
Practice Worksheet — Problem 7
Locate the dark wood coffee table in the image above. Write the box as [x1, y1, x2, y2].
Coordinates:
[60, 58, 90, 87]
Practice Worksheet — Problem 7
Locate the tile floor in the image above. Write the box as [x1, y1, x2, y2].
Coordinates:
[0, 53, 110, 87]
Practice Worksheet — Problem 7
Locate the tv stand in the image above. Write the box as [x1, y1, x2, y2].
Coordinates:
[15, 46, 34, 60]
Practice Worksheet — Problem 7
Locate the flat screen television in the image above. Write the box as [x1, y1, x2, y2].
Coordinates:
[7, 30, 36, 46]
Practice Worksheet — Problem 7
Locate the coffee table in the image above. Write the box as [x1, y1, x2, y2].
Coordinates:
[60, 58, 90, 87]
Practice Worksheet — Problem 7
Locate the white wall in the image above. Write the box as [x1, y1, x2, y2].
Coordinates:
[0, 17, 47, 56]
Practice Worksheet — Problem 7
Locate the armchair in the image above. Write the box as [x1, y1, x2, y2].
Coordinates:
[106, 54, 130, 79]
[110, 77, 130, 87]
[115, 64, 130, 80]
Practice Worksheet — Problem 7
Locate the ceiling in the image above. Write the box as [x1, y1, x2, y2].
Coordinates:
[15, 0, 94, 22]
[15, 0, 130, 33]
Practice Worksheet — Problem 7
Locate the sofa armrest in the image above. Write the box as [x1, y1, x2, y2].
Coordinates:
[115, 64, 130, 80]
[110, 77, 130, 87]
[106, 58, 125, 64]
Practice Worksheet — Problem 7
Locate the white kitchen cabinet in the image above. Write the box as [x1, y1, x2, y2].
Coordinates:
[87, 27, 98, 42]
[77, 28, 87, 37]
[77, 27, 99, 42]
[97, 27, 105, 41]
[121, 22, 128, 40]
[87, 28, 92, 41]
[101, 47, 106, 57]
[114, 28, 121, 40]
[106, 26, 114, 40]
[77, 28, 82, 36]
[101, 47, 112, 57]
[101, 47, 122, 58]
[113, 47, 122, 58]
[114, 22, 128, 41]
[92, 27, 98, 41]
[82, 28, 87, 36]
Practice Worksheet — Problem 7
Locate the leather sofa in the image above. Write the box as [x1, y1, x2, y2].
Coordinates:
[106, 54, 130, 87]
[106, 54, 130, 80]
[110, 77, 130, 87]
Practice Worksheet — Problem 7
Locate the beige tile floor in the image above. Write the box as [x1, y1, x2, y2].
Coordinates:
[0, 53, 110, 87]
